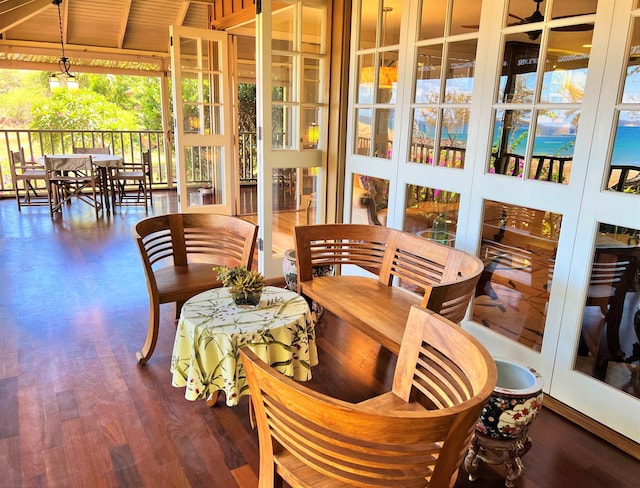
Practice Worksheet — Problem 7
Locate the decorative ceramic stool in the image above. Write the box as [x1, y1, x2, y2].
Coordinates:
[282, 249, 333, 321]
[464, 359, 544, 488]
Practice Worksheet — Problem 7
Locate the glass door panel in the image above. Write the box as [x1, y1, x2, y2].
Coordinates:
[472, 201, 562, 352]
[574, 222, 640, 397]
[403, 184, 460, 246]
[170, 26, 232, 214]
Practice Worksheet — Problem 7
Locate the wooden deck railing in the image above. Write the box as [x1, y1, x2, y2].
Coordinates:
[0, 128, 262, 197]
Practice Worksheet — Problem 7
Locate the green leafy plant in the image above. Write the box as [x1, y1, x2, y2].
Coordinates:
[213, 265, 266, 303]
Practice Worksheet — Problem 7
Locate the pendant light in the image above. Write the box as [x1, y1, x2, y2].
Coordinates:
[49, 0, 78, 89]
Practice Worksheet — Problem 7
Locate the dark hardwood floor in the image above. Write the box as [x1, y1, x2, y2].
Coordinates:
[0, 192, 638, 487]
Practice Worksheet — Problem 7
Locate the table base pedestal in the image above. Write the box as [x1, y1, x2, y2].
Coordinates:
[464, 431, 532, 488]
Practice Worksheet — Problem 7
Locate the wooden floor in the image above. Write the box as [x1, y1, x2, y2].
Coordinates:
[1, 192, 639, 488]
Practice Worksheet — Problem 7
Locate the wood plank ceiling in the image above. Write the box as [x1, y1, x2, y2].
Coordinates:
[0, 0, 219, 76]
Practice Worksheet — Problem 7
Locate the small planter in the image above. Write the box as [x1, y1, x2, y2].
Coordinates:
[282, 248, 334, 292]
[233, 292, 261, 307]
[465, 359, 544, 488]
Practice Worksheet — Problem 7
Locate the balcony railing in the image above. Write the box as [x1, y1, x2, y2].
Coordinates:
[1, 128, 263, 197]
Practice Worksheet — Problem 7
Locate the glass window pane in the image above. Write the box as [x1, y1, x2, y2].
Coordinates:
[205, 39, 220, 71]
[373, 108, 394, 159]
[381, 3, 401, 47]
[203, 105, 223, 135]
[444, 40, 477, 103]
[183, 104, 201, 134]
[359, 1, 378, 50]
[418, 0, 447, 39]
[272, 55, 294, 102]
[303, 58, 320, 103]
[540, 29, 592, 104]
[272, 7, 294, 51]
[622, 18, 640, 103]
[473, 201, 562, 351]
[351, 173, 390, 225]
[450, 0, 481, 36]
[355, 108, 373, 156]
[302, 108, 319, 149]
[181, 75, 199, 103]
[499, 38, 540, 104]
[357, 53, 375, 104]
[607, 110, 640, 194]
[439, 108, 469, 168]
[179, 38, 198, 69]
[410, 108, 437, 164]
[403, 184, 460, 247]
[185, 145, 224, 206]
[574, 222, 640, 392]
[272, 105, 294, 150]
[377, 51, 398, 104]
[528, 109, 577, 184]
[415, 45, 443, 104]
[550, 1, 597, 19]
[490, 109, 532, 177]
[302, 5, 323, 54]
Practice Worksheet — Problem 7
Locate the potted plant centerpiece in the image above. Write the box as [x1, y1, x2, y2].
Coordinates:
[213, 265, 266, 307]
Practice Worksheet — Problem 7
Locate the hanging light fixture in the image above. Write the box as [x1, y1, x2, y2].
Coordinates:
[49, 0, 78, 89]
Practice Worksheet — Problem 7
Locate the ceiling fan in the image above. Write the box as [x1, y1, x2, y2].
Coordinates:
[462, 0, 594, 41]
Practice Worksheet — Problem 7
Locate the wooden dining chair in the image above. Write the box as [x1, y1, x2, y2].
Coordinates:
[133, 213, 258, 364]
[110, 149, 152, 211]
[9, 148, 47, 211]
[43, 155, 104, 218]
[241, 306, 497, 488]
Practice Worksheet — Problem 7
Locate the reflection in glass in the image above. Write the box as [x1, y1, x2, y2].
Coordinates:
[450, 0, 481, 36]
[415, 45, 443, 104]
[272, 105, 294, 150]
[359, 0, 378, 49]
[272, 6, 294, 51]
[541, 30, 592, 104]
[473, 201, 562, 352]
[355, 108, 373, 156]
[498, 38, 540, 104]
[377, 51, 398, 104]
[439, 108, 469, 168]
[179, 38, 198, 70]
[272, 55, 293, 102]
[621, 18, 640, 104]
[528, 110, 578, 184]
[357, 54, 375, 104]
[381, 3, 401, 47]
[302, 108, 319, 149]
[550, 0, 597, 19]
[373, 109, 394, 159]
[302, 5, 323, 54]
[574, 222, 640, 399]
[403, 184, 460, 247]
[444, 40, 477, 103]
[410, 108, 437, 164]
[490, 109, 532, 177]
[607, 111, 640, 195]
[185, 145, 224, 206]
[351, 173, 389, 226]
[303, 58, 320, 103]
[418, 0, 446, 39]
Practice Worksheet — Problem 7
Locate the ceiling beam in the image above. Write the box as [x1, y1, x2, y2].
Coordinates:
[118, 0, 133, 49]
[0, 0, 51, 32]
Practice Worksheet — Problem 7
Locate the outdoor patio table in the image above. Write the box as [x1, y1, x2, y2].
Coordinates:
[39, 153, 123, 213]
[170, 286, 317, 407]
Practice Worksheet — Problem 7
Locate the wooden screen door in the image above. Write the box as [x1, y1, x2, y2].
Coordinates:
[170, 25, 233, 214]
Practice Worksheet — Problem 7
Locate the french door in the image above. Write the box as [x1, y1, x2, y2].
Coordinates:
[170, 25, 233, 214]
[255, 0, 328, 277]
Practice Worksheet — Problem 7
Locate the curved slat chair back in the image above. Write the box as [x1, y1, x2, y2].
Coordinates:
[241, 306, 497, 488]
[132, 213, 258, 364]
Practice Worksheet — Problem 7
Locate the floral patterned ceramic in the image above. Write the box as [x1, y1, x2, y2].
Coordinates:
[475, 359, 544, 440]
[282, 248, 334, 291]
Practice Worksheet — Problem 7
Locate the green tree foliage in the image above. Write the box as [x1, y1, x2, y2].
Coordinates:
[238, 83, 256, 133]
[31, 88, 138, 130]
[0, 70, 48, 127]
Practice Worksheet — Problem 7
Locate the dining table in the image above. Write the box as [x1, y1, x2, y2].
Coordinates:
[39, 153, 124, 213]
[171, 285, 317, 407]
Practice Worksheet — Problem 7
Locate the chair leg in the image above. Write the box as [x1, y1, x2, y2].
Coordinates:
[136, 299, 161, 365]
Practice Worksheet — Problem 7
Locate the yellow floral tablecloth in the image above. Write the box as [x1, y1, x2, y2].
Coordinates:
[171, 286, 317, 406]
